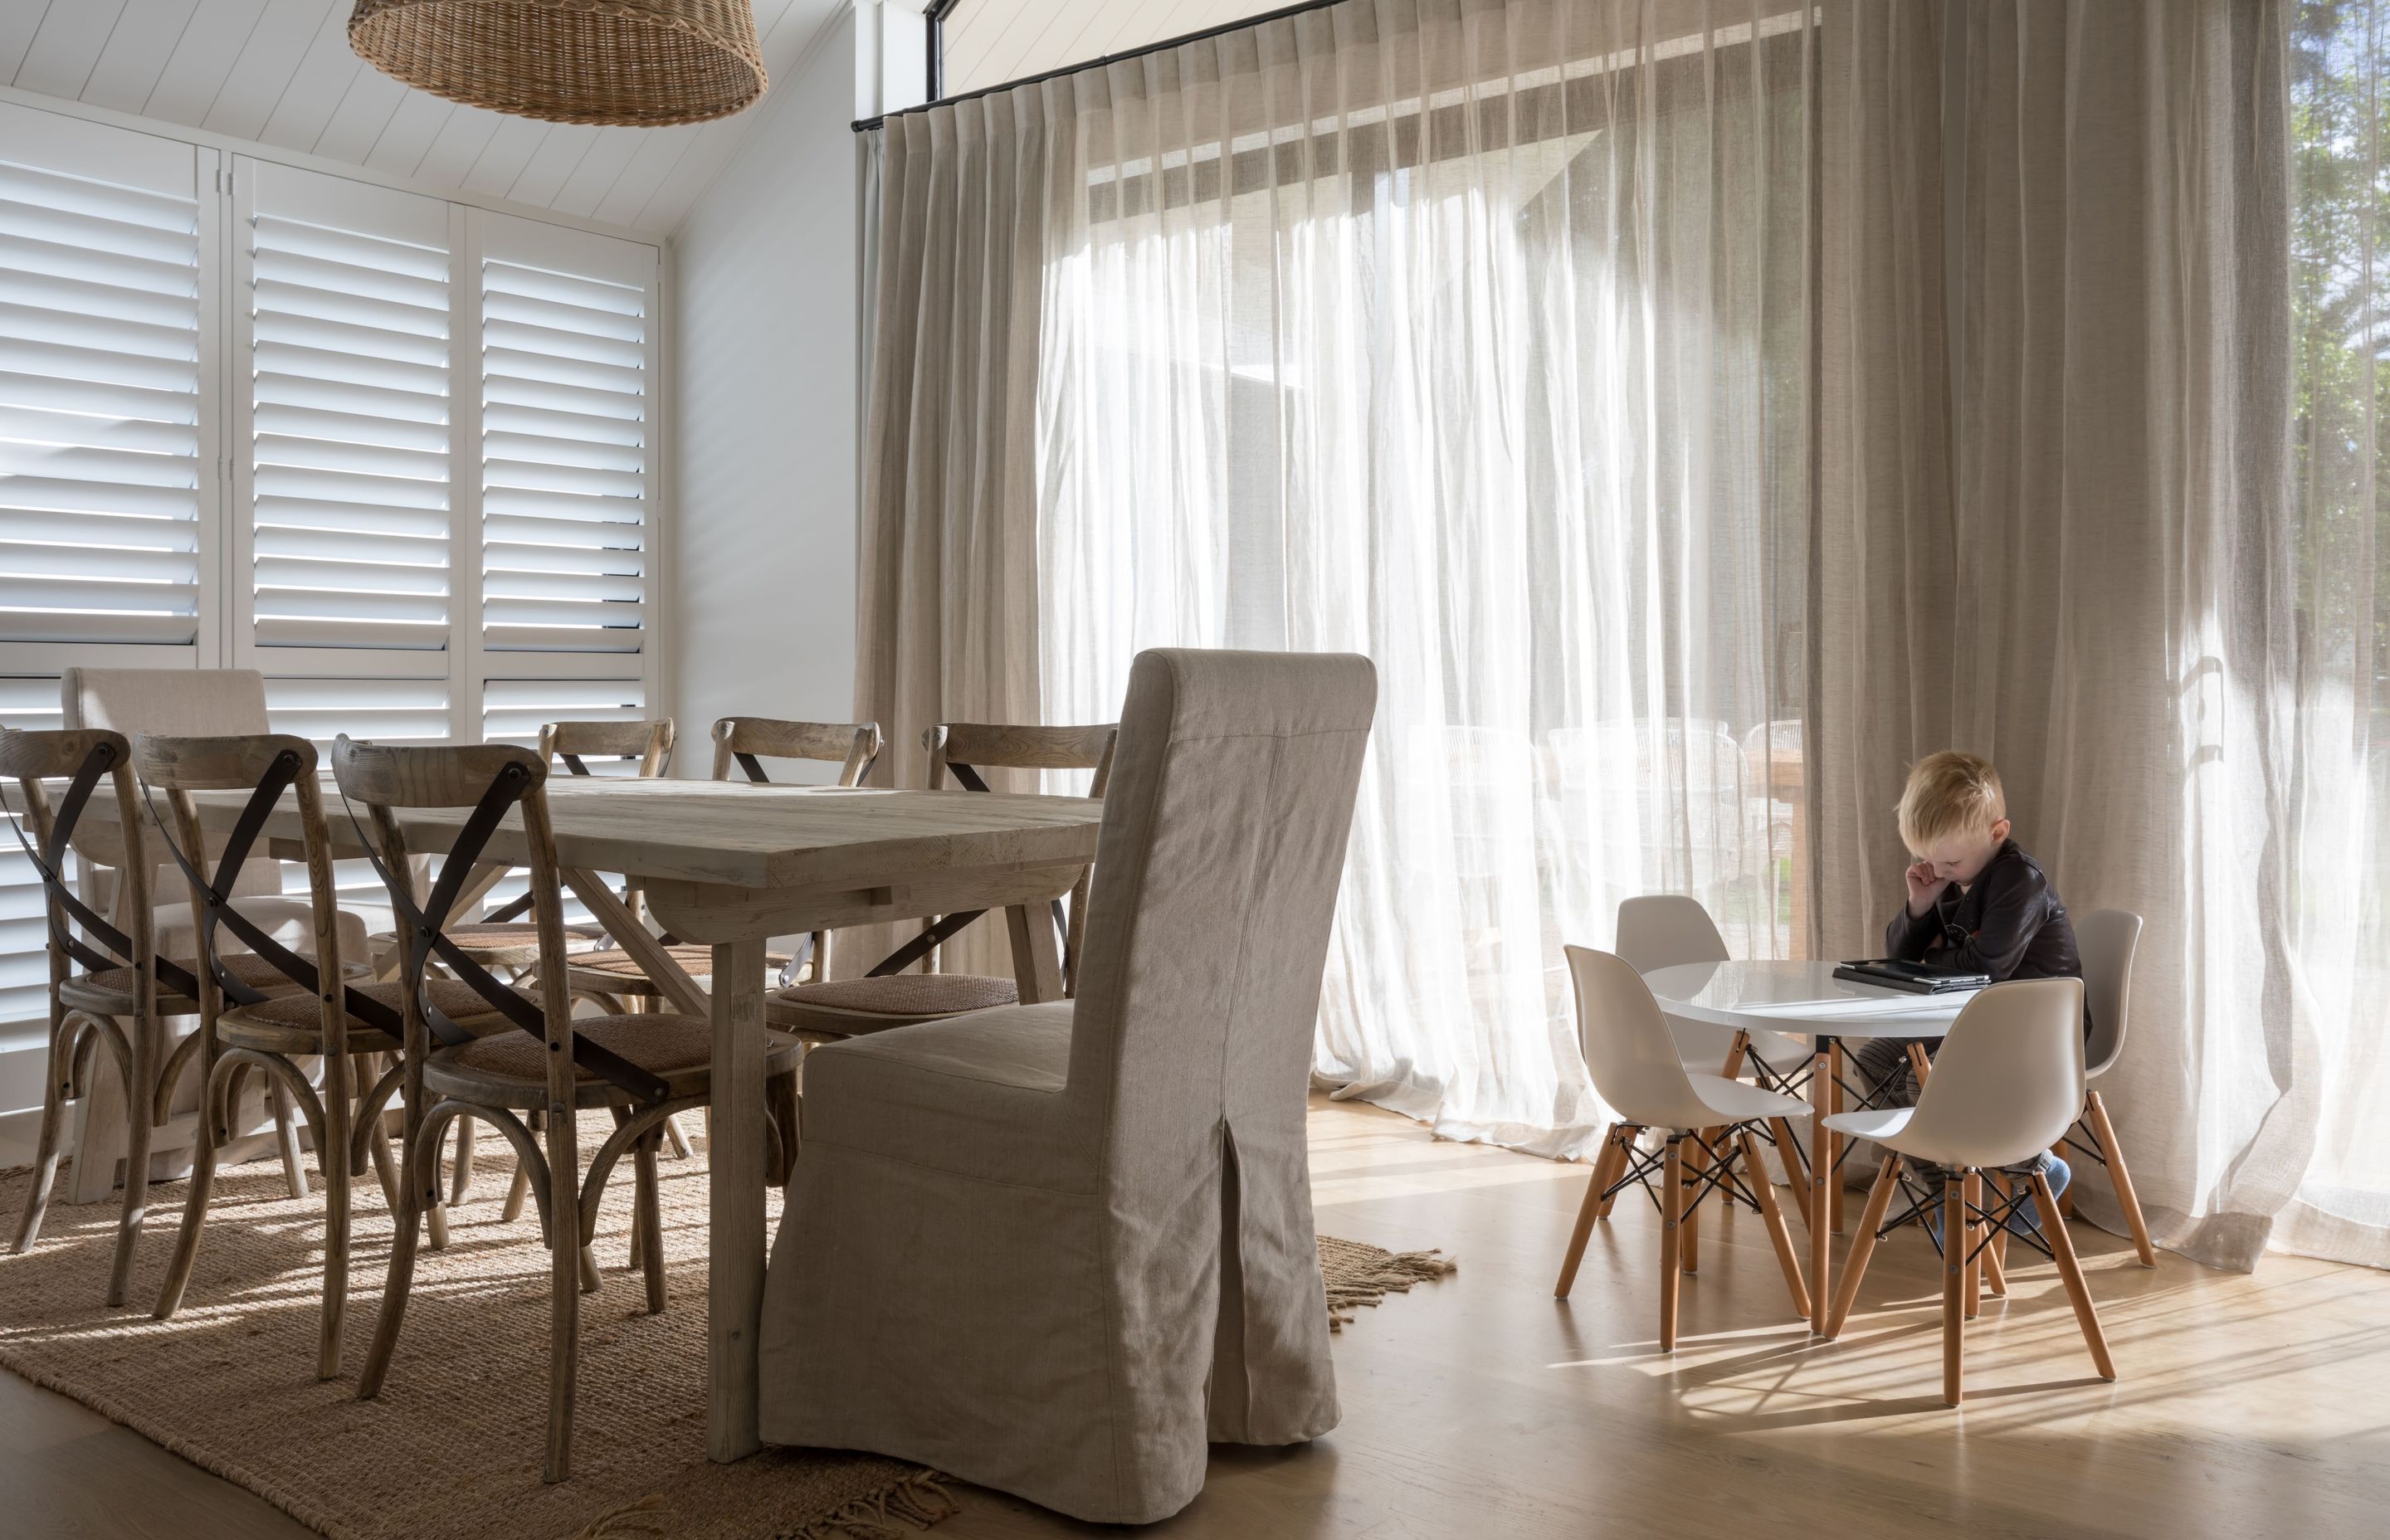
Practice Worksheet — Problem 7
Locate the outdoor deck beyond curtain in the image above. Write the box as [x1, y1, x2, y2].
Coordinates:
[855, 0, 2389, 1272]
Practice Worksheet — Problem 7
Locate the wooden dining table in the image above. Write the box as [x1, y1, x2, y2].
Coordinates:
[86, 775, 1105, 1462]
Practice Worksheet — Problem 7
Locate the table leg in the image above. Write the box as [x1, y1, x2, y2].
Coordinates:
[1808, 1037, 1832, 1334]
[1006, 903, 1065, 1003]
[707, 938, 766, 1462]
[1828, 1040, 1846, 1234]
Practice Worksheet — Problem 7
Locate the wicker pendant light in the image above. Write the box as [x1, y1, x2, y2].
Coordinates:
[349, 1, 767, 127]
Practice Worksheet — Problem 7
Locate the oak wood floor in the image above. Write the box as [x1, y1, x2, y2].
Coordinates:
[5, 1096, 2385, 1539]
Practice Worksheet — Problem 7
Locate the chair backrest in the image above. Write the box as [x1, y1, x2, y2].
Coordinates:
[1613, 894, 1730, 974]
[2075, 908, 2140, 1078]
[0, 727, 156, 990]
[1905, 977, 2086, 1170]
[1068, 650, 1373, 1172]
[711, 718, 882, 786]
[927, 721, 1119, 796]
[537, 718, 675, 777]
[134, 732, 354, 1027]
[60, 669, 277, 895]
[1563, 945, 1722, 1130]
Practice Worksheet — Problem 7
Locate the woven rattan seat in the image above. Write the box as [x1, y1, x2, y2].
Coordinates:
[218, 978, 531, 1056]
[421, 1013, 802, 1111]
[59, 953, 325, 1016]
[764, 972, 1019, 1040]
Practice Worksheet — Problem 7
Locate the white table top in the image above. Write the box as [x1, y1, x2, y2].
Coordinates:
[1643, 960, 1975, 1040]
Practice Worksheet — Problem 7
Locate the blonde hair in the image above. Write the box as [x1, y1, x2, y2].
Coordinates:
[1898, 751, 2007, 854]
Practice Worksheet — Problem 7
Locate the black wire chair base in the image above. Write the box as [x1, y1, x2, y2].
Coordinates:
[1877, 1165, 2056, 1266]
[1600, 1126, 1776, 1223]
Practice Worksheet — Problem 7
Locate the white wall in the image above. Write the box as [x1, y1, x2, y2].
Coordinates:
[666, 5, 864, 776]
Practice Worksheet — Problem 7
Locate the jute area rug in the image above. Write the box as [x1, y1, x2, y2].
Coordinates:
[0, 1140, 1451, 1540]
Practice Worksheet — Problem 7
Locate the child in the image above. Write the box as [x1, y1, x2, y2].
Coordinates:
[1854, 750, 2078, 1224]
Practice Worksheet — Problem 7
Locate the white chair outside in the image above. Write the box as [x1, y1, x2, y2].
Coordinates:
[1554, 945, 1812, 1350]
[1820, 977, 2115, 1406]
[2061, 909, 2157, 1266]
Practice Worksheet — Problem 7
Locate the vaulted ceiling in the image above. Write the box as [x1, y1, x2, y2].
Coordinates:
[0, 0, 846, 233]
[940, 0, 1290, 97]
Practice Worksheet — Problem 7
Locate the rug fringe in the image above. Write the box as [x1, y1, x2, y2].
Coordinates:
[773, 1470, 958, 1540]
[1324, 1246, 1457, 1331]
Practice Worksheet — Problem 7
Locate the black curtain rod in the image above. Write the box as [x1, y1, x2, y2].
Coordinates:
[851, 0, 1349, 133]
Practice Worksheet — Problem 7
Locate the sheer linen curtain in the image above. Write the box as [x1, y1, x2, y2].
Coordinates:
[1032, 0, 1816, 1156]
[1951, 0, 2388, 1272]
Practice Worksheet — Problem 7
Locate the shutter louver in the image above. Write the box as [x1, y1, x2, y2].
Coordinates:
[0, 676, 67, 1031]
[245, 168, 453, 655]
[0, 115, 203, 649]
[478, 222, 653, 658]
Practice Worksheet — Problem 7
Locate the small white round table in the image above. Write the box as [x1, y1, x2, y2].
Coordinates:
[1642, 961, 1983, 1334]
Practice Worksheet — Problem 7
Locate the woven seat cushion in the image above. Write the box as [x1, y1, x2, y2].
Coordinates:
[71, 953, 302, 1006]
[441, 1013, 715, 1084]
[237, 977, 534, 1033]
[573, 943, 791, 981]
[773, 972, 1017, 1017]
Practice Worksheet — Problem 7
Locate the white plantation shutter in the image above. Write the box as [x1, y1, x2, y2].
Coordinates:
[239, 163, 455, 665]
[476, 215, 656, 694]
[0, 105, 211, 654]
[482, 677, 652, 757]
[0, 677, 67, 1036]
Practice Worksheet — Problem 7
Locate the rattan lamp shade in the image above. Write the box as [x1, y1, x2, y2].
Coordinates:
[349, 0, 767, 127]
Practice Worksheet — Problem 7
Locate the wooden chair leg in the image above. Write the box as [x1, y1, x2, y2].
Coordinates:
[1825, 1154, 1901, 1338]
[449, 1114, 477, 1206]
[318, 1050, 355, 1382]
[662, 1113, 695, 1160]
[1766, 1116, 1808, 1230]
[2084, 1090, 2156, 1267]
[154, 1050, 233, 1320]
[2052, 1140, 2076, 1216]
[1680, 1132, 1707, 1275]
[635, 1130, 666, 1314]
[544, 1107, 582, 1483]
[1942, 1174, 1966, 1406]
[1657, 1138, 1685, 1350]
[10, 1008, 74, 1255]
[106, 1008, 159, 1309]
[1739, 1128, 1810, 1318]
[2032, 1168, 2116, 1382]
[358, 1107, 441, 1401]
[1591, 1123, 1630, 1218]
[1963, 1172, 1983, 1320]
[1827, 1042, 1846, 1233]
[503, 1109, 540, 1225]
[271, 1076, 309, 1201]
[1554, 1123, 1620, 1299]
[1981, 1172, 2010, 1297]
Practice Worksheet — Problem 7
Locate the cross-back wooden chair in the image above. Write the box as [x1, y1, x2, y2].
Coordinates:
[136, 733, 516, 1376]
[560, 717, 881, 1009]
[764, 720, 1116, 1041]
[334, 736, 802, 1483]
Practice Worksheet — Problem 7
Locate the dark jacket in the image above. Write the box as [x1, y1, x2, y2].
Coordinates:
[1885, 840, 2084, 990]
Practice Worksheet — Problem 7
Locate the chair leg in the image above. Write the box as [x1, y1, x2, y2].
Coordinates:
[1658, 1137, 1684, 1351]
[271, 1076, 309, 1201]
[503, 1109, 540, 1225]
[2084, 1090, 2156, 1267]
[662, 1113, 694, 1161]
[1766, 1116, 1809, 1230]
[1942, 1173, 1966, 1406]
[544, 1107, 582, 1483]
[1981, 1172, 2010, 1298]
[1826, 1154, 1902, 1338]
[318, 1048, 355, 1382]
[450, 1115, 478, 1206]
[106, 1008, 158, 1309]
[1739, 1128, 1810, 1318]
[2032, 1168, 2116, 1381]
[1680, 1132, 1706, 1275]
[1963, 1172, 1983, 1321]
[1827, 1041, 1846, 1234]
[1554, 1123, 1621, 1299]
[358, 1107, 441, 1401]
[635, 1130, 666, 1315]
[10, 1007, 73, 1255]
[2052, 1141, 2076, 1216]
[154, 1051, 238, 1320]
[1591, 1123, 1630, 1219]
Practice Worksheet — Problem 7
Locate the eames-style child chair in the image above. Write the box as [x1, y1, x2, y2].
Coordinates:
[557, 716, 874, 1009]
[758, 651, 1369, 1524]
[1553, 946, 1812, 1349]
[1613, 894, 1816, 1230]
[139, 733, 515, 1376]
[337, 738, 802, 1483]
[2056, 909, 2156, 1266]
[763, 720, 1115, 1041]
[1821, 977, 2114, 1406]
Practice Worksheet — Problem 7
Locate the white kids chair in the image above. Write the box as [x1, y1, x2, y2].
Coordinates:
[1819, 977, 2115, 1405]
[2058, 909, 2156, 1266]
[1613, 894, 1816, 1230]
[1554, 945, 1812, 1350]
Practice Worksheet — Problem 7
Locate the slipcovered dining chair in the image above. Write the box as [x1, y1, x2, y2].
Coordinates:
[1820, 977, 2114, 1406]
[1553, 946, 1812, 1349]
[758, 649, 1376, 1524]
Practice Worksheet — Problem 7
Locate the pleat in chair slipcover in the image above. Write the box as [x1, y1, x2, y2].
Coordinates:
[758, 649, 1378, 1523]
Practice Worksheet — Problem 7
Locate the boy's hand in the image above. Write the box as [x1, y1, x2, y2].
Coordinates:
[1905, 860, 1950, 918]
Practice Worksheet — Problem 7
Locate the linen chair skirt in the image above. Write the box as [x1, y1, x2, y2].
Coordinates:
[758, 1022, 1338, 1523]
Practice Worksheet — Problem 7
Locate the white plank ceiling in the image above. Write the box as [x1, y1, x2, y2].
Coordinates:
[940, 0, 1291, 97]
[0, 0, 846, 233]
